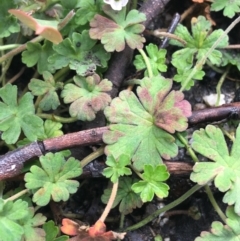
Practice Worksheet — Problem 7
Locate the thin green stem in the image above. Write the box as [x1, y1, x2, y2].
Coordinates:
[176, 133, 199, 163]
[177, 133, 226, 222]
[138, 48, 153, 78]
[99, 180, 119, 223]
[0, 35, 43, 65]
[180, 15, 240, 91]
[80, 146, 105, 168]
[5, 189, 29, 202]
[125, 184, 203, 231]
[216, 66, 230, 106]
[0, 44, 21, 51]
[37, 113, 78, 123]
[204, 185, 227, 223]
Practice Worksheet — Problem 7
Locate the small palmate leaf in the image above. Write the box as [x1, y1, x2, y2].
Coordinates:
[43, 220, 68, 241]
[0, 84, 44, 144]
[170, 16, 228, 67]
[102, 155, 132, 183]
[75, 0, 103, 25]
[25, 152, 82, 206]
[131, 164, 170, 202]
[103, 76, 192, 171]
[28, 71, 63, 111]
[101, 177, 143, 214]
[133, 43, 167, 76]
[89, 5, 146, 52]
[211, 0, 240, 18]
[61, 74, 112, 121]
[191, 124, 240, 215]
[19, 207, 47, 241]
[48, 31, 110, 76]
[0, 199, 29, 241]
[22, 41, 55, 74]
[195, 206, 240, 240]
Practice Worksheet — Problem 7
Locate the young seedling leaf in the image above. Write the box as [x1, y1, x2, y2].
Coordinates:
[22, 41, 55, 74]
[102, 155, 132, 183]
[28, 71, 63, 111]
[211, 0, 240, 18]
[61, 74, 112, 121]
[8, 9, 63, 44]
[48, 31, 110, 76]
[133, 43, 167, 76]
[43, 220, 68, 241]
[43, 120, 63, 138]
[0, 84, 44, 144]
[0, 199, 28, 241]
[195, 206, 240, 240]
[172, 60, 205, 90]
[75, 0, 104, 25]
[19, 207, 46, 241]
[101, 177, 143, 214]
[89, 5, 146, 52]
[0, 0, 20, 38]
[103, 76, 192, 171]
[25, 152, 82, 206]
[170, 16, 228, 67]
[131, 164, 170, 202]
[190, 124, 240, 215]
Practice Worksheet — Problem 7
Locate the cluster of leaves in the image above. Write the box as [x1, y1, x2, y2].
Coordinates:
[1, 0, 240, 240]
[169, 16, 228, 90]
[0, 193, 69, 241]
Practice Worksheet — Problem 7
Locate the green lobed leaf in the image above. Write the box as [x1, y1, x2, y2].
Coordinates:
[22, 41, 55, 74]
[195, 206, 240, 240]
[0, 199, 29, 241]
[102, 155, 132, 183]
[43, 220, 68, 241]
[48, 30, 110, 76]
[61, 74, 112, 121]
[191, 124, 240, 215]
[0, 0, 20, 38]
[24, 152, 82, 206]
[89, 5, 146, 52]
[101, 177, 143, 214]
[75, 0, 103, 25]
[211, 0, 240, 18]
[172, 60, 205, 90]
[133, 43, 167, 76]
[28, 71, 63, 111]
[0, 84, 44, 144]
[19, 207, 46, 241]
[131, 164, 170, 202]
[103, 76, 191, 171]
[170, 16, 229, 68]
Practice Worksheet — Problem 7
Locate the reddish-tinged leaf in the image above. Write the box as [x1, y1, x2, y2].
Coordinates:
[89, 5, 146, 52]
[61, 218, 80, 236]
[8, 9, 63, 44]
[154, 90, 192, 133]
[62, 219, 125, 241]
